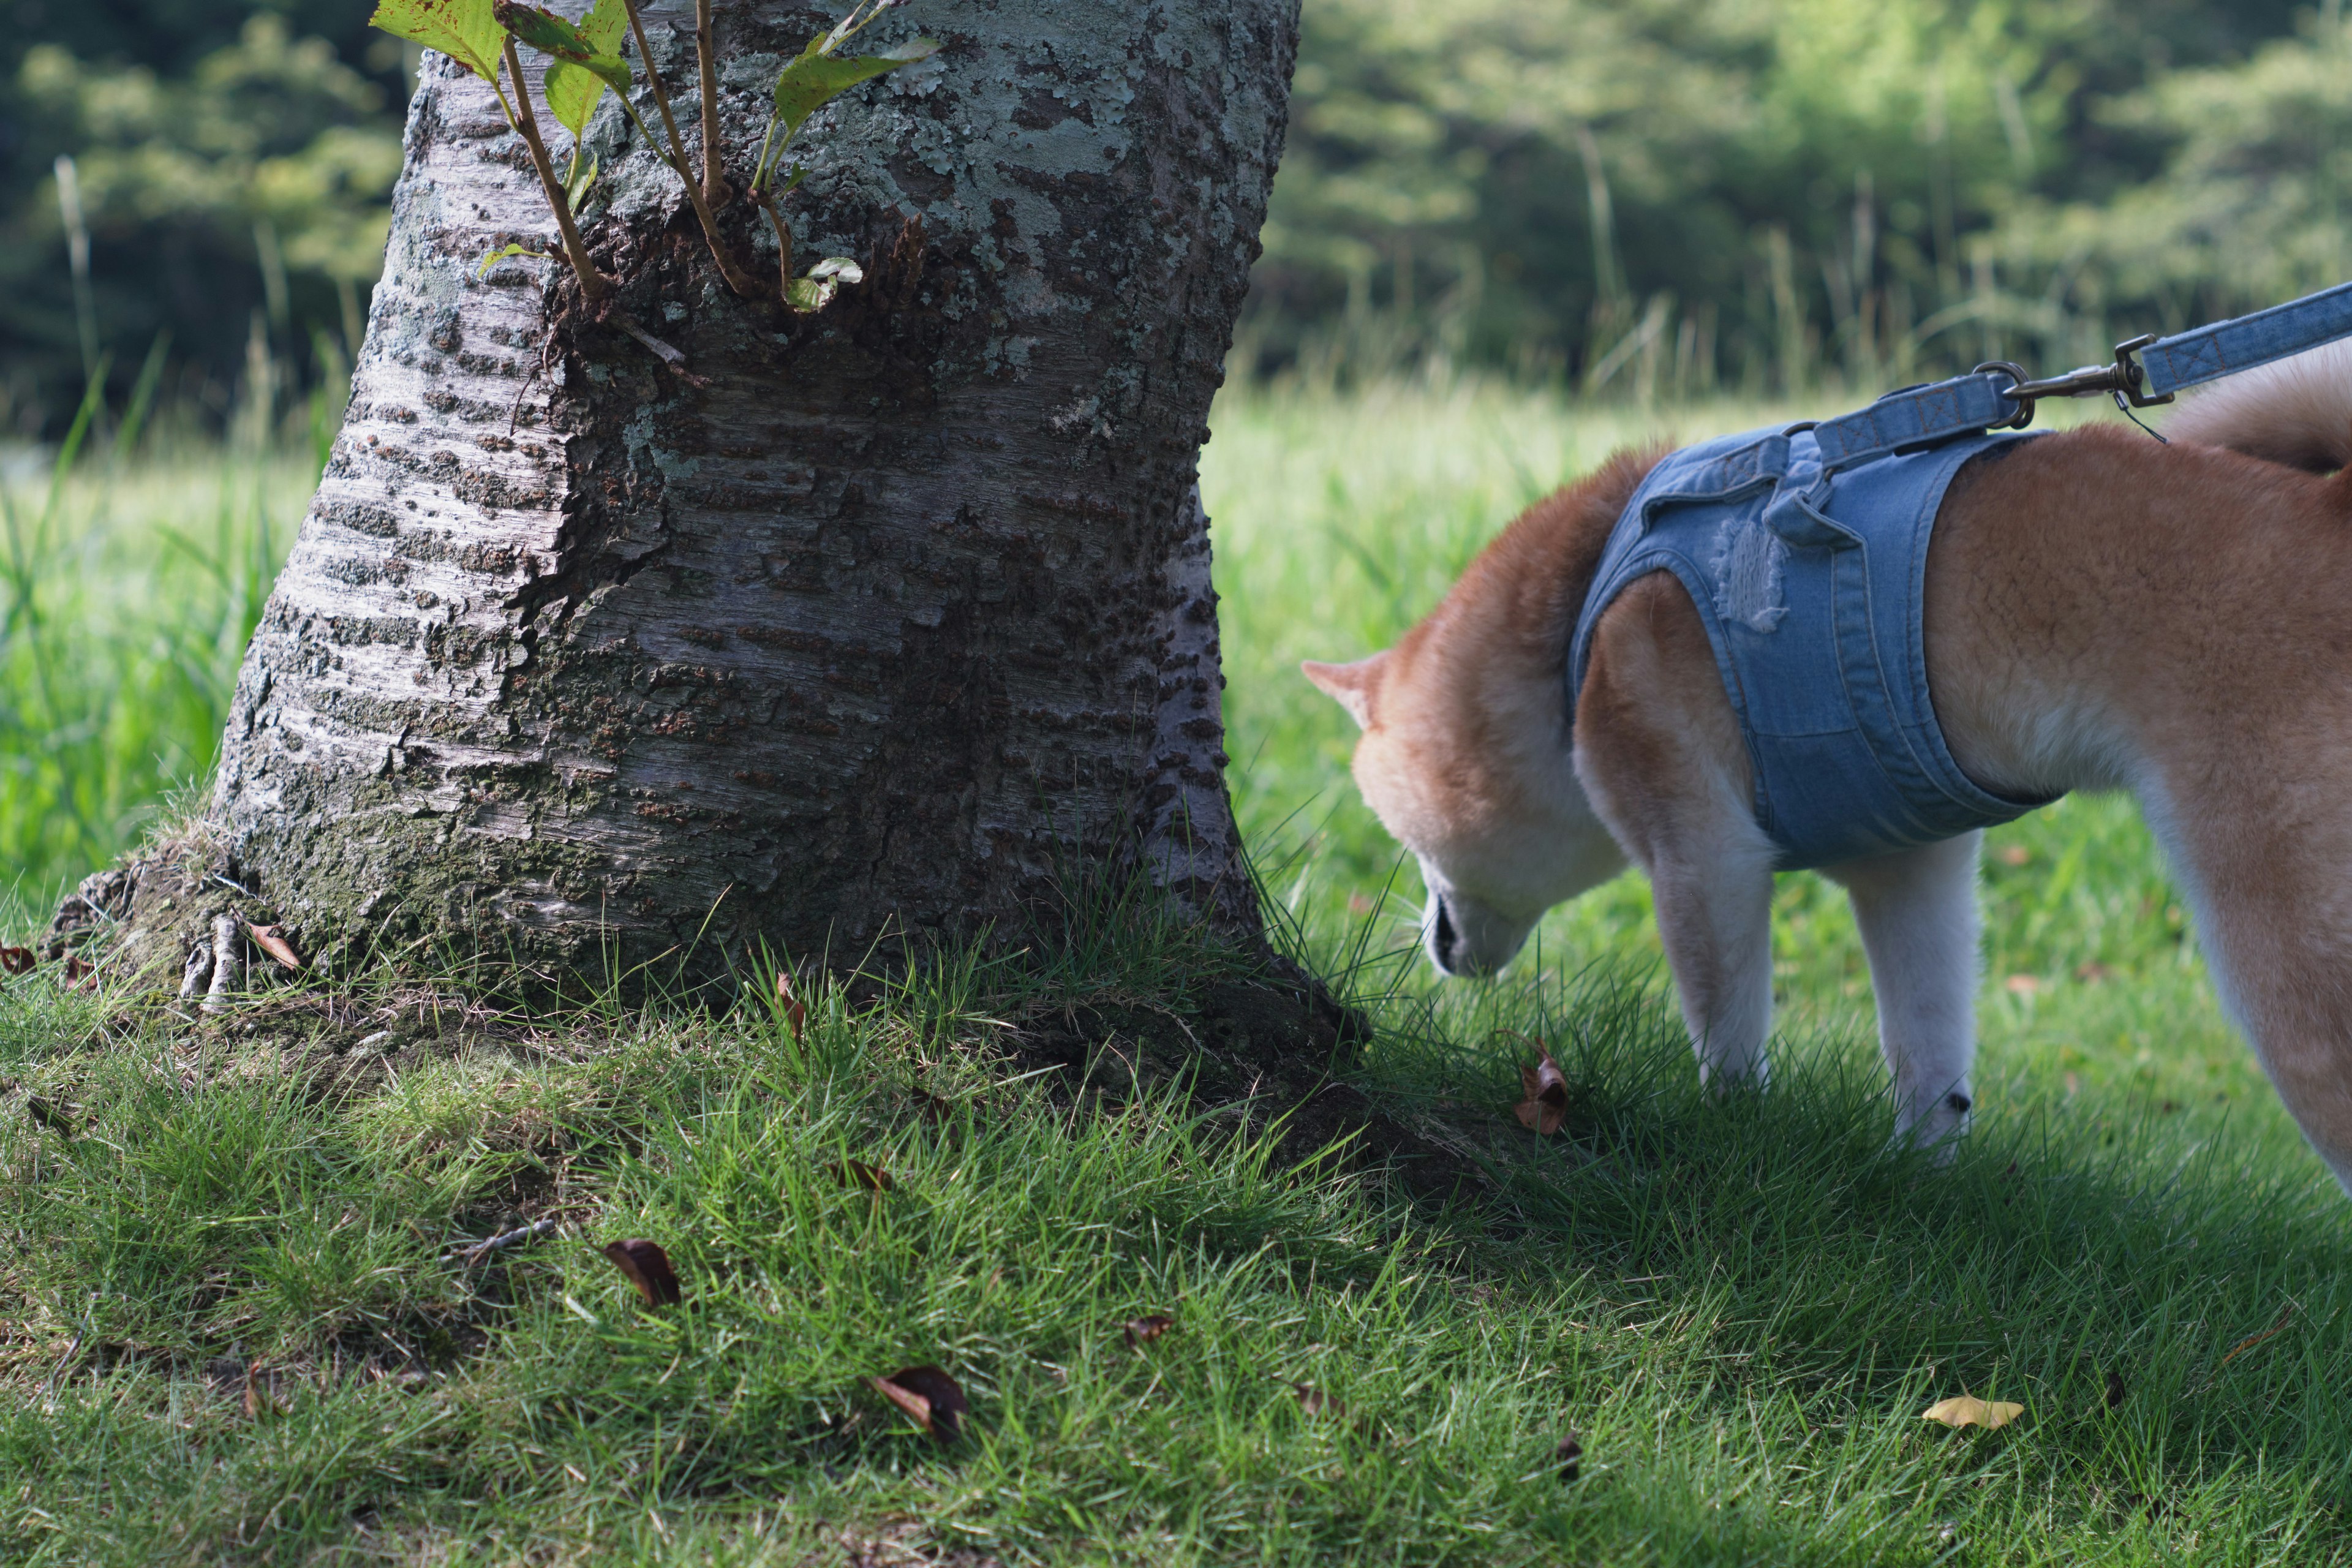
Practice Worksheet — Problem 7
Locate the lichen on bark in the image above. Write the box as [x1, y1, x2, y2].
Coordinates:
[148, 0, 1297, 987]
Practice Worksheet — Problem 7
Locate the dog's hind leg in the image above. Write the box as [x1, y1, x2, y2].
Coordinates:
[1822, 832, 1983, 1154]
[2144, 798, 2352, 1194]
[1576, 573, 1780, 1088]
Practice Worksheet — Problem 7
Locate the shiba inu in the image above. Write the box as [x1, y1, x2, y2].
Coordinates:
[1305, 344, 2352, 1186]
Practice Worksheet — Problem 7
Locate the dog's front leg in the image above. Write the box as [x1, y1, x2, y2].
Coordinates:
[1576, 573, 1779, 1090]
[1649, 826, 1779, 1090]
[1824, 833, 1982, 1153]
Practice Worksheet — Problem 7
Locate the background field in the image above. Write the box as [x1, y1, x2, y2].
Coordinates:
[3, 385, 2350, 1564]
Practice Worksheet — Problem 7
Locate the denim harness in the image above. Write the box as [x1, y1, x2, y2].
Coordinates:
[1566, 423, 2051, 870]
[1555, 276, 2352, 869]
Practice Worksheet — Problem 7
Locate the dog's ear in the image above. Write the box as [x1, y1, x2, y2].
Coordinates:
[1301, 653, 1389, 731]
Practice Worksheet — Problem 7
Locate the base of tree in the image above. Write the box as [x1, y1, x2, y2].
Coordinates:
[47, 858, 1480, 1198]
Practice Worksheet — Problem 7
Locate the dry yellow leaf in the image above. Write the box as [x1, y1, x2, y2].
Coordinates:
[1921, 1395, 2024, 1430]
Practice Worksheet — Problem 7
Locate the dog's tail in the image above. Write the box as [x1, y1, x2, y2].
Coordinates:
[2163, 339, 2352, 472]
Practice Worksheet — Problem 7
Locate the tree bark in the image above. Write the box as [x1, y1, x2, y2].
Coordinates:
[172, 0, 1293, 983]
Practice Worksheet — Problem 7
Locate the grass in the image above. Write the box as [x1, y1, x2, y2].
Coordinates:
[1, 380, 2348, 1564]
[0, 419, 307, 908]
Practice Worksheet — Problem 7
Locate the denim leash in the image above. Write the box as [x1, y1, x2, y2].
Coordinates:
[1809, 277, 2352, 477]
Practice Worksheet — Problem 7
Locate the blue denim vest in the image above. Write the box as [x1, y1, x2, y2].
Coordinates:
[1567, 423, 2051, 870]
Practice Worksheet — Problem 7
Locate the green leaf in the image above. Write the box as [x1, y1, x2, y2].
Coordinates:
[493, 0, 594, 59]
[477, 241, 556, 277]
[786, 256, 864, 313]
[771, 39, 940, 146]
[543, 0, 630, 138]
[370, 0, 509, 84]
[562, 149, 599, 211]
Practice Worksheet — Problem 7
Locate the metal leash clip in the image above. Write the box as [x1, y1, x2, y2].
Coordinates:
[1977, 334, 2176, 430]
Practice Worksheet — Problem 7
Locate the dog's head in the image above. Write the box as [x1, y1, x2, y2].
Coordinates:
[1304, 645, 1615, 978]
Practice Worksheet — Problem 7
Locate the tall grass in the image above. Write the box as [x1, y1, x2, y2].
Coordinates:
[0, 396, 311, 909]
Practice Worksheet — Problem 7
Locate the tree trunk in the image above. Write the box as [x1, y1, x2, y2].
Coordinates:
[167, 0, 1294, 984]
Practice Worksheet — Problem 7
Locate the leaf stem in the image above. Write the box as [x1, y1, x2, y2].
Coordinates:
[755, 189, 793, 297]
[695, 0, 728, 209]
[750, 113, 781, 194]
[620, 0, 768, 300]
[502, 40, 610, 303]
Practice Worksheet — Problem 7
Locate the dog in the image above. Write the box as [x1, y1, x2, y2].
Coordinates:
[1305, 344, 2352, 1187]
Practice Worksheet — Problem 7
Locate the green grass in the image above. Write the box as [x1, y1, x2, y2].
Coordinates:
[0, 430, 306, 910]
[1, 381, 2347, 1564]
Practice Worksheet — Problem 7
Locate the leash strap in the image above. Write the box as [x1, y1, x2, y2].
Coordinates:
[2135, 279, 2352, 396]
[1808, 276, 2352, 477]
[1810, 374, 2024, 474]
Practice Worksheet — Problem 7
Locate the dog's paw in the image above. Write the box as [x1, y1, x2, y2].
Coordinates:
[1891, 1088, 1973, 1164]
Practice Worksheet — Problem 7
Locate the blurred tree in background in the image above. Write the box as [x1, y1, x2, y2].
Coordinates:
[6, 0, 2352, 430]
[0, 0, 404, 436]
[1243, 0, 2333, 392]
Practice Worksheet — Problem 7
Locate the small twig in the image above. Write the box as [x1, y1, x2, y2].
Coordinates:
[178, 937, 213, 1001]
[201, 914, 239, 1014]
[503, 39, 611, 303]
[43, 1330, 84, 1402]
[445, 1215, 563, 1267]
[609, 310, 710, 383]
[620, 0, 767, 300]
[694, 0, 729, 209]
[2217, 1302, 2297, 1369]
[756, 189, 793, 298]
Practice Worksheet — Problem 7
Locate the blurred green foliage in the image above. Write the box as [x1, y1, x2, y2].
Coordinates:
[9, 0, 2352, 426]
[1245, 0, 2342, 392]
[0, 2, 402, 435]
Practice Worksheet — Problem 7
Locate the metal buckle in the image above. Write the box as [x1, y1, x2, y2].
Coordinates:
[2106, 333, 2175, 409]
[1973, 361, 2038, 429]
[1988, 334, 2178, 417]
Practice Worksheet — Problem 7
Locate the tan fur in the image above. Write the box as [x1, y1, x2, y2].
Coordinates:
[1309, 356, 2352, 1188]
[1306, 451, 1659, 971]
[2164, 339, 2352, 473]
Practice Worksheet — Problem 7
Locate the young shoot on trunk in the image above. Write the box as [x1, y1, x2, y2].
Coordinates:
[371, 0, 940, 322]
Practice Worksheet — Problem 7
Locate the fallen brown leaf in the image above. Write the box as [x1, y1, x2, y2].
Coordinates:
[827, 1159, 894, 1193]
[776, 966, 806, 1041]
[2103, 1368, 2127, 1409]
[63, 956, 96, 990]
[2003, 974, 2040, 997]
[1994, 843, 2030, 867]
[1555, 1431, 1583, 1482]
[601, 1238, 682, 1306]
[1123, 1313, 1175, 1349]
[1513, 1049, 1569, 1136]
[26, 1095, 74, 1136]
[1921, 1395, 2024, 1430]
[0, 946, 32, 976]
[1291, 1382, 1346, 1419]
[867, 1363, 967, 1443]
[245, 922, 303, 972]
